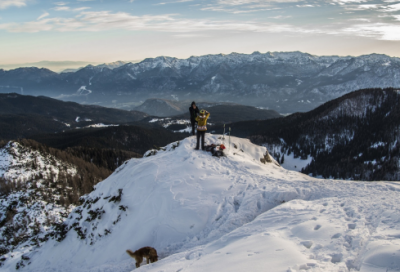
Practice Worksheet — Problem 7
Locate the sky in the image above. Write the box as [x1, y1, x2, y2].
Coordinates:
[1, 0, 400, 67]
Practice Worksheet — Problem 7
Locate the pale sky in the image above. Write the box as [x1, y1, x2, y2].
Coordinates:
[1, 0, 400, 65]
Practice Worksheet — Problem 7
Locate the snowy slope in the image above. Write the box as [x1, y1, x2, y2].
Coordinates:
[0, 142, 76, 181]
[3, 136, 400, 272]
[0, 142, 78, 268]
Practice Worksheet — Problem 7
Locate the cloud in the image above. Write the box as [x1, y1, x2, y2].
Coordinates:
[352, 4, 380, 10]
[382, 2, 400, 12]
[296, 4, 314, 7]
[154, 0, 193, 5]
[216, 0, 300, 5]
[2, 6, 400, 42]
[349, 18, 371, 22]
[269, 15, 292, 19]
[37, 12, 49, 20]
[201, 5, 276, 13]
[73, 7, 90, 11]
[0, 0, 28, 9]
[173, 33, 210, 38]
[0, 10, 308, 33]
[343, 22, 400, 40]
[200, 0, 301, 14]
[53, 6, 70, 11]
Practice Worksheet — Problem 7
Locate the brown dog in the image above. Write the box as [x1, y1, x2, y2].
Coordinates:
[126, 247, 158, 268]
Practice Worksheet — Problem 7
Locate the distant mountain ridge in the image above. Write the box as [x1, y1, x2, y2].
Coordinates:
[134, 98, 184, 116]
[0, 93, 147, 139]
[0, 52, 399, 113]
[60, 61, 132, 73]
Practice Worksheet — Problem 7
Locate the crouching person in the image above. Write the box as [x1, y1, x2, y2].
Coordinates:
[195, 109, 210, 150]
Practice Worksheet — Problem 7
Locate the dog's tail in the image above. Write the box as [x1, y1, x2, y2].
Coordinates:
[126, 249, 136, 258]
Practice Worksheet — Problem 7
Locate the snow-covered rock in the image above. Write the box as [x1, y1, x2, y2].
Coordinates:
[2, 135, 400, 272]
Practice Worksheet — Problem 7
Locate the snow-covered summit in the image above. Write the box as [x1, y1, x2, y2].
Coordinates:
[4, 135, 400, 272]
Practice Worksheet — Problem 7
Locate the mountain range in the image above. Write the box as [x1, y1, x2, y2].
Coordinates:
[1, 52, 399, 113]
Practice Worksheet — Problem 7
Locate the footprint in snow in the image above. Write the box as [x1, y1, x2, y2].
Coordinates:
[300, 241, 313, 249]
[331, 233, 342, 239]
[314, 225, 322, 230]
[320, 209, 326, 213]
[348, 223, 356, 230]
[330, 253, 343, 263]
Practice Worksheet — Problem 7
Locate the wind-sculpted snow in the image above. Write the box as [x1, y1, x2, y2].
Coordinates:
[3, 136, 400, 272]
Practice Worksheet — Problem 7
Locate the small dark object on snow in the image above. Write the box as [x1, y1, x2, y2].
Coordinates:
[204, 144, 226, 158]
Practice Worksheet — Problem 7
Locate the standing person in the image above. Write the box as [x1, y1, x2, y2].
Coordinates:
[195, 109, 210, 150]
[189, 101, 200, 135]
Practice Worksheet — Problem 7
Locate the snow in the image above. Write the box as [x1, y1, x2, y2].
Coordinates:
[0, 142, 77, 263]
[148, 118, 162, 123]
[148, 118, 192, 133]
[0, 142, 76, 182]
[2, 136, 400, 272]
[83, 123, 119, 128]
[280, 152, 313, 171]
[76, 86, 92, 96]
[370, 142, 385, 148]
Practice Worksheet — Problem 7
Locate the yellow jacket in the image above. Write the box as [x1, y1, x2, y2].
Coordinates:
[195, 112, 210, 131]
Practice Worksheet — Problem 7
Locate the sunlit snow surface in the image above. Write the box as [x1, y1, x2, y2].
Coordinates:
[5, 135, 400, 272]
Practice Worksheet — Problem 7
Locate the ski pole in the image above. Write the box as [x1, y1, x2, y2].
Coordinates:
[229, 127, 231, 151]
[223, 124, 225, 142]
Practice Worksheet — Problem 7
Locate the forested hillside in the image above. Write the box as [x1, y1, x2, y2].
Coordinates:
[0, 139, 114, 259]
[244, 88, 400, 180]
[30, 125, 186, 155]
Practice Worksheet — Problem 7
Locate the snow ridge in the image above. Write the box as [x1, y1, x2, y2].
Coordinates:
[1, 135, 399, 272]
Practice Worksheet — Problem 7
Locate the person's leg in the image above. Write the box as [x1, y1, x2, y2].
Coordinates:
[201, 131, 205, 150]
[191, 120, 195, 135]
[195, 130, 200, 149]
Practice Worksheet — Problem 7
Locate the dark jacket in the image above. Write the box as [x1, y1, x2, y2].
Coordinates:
[189, 106, 200, 121]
